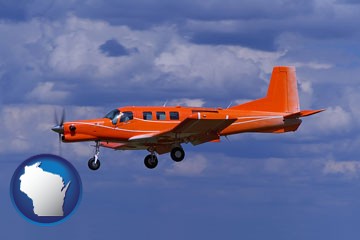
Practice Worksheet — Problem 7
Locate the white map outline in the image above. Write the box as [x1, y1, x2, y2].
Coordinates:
[19, 162, 71, 216]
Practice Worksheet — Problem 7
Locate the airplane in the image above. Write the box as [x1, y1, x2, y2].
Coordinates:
[51, 66, 324, 170]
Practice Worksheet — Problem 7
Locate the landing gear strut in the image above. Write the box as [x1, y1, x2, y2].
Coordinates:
[144, 153, 158, 169]
[88, 141, 101, 170]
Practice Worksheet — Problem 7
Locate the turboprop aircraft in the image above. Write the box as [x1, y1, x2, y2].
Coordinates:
[52, 66, 324, 170]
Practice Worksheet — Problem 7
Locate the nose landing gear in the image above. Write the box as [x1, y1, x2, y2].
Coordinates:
[88, 141, 101, 171]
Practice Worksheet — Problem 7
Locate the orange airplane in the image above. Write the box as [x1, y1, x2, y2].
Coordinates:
[52, 66, 324, 170]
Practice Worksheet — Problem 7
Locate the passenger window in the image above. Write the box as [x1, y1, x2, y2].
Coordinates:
[143, 111, 152, 120]
[120, 111, 133, 122]
[156, 112, 166, 120]
[170, 111, 179, 120]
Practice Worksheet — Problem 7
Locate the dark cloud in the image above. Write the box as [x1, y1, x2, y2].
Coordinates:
[1, 0, 359, 52]
[190, 31, 278, 51]
[0, 0, 314, 24]
[99, 39, 130, 57]
[99, 39, 138, 57]
[336, 0, 360, 4]
[74, 0, 314, 26]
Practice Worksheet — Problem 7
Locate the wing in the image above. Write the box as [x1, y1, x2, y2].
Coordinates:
[169, 112, 237, 145]
[100, 112, 237, 153]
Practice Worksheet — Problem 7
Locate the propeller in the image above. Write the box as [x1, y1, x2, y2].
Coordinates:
[52, 108, 65, 155]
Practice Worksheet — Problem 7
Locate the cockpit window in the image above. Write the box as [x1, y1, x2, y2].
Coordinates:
[120, 111, 133, 122]
[104, 109, 120, 125]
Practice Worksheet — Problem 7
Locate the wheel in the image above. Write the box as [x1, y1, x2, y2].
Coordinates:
[88, 157, 101, 170]
[171, 147, 185, 162]
[144, 154, 158, 169]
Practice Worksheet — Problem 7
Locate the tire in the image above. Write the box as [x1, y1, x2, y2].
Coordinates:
[144, 154, 158, 169]
[171, 147, 185, 162]
[88, 157, 101, 170]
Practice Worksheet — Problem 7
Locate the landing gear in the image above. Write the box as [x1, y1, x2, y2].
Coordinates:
[85, 142, 186, 170]
[171, 147, 185, 162]
[144, 154, 158, 169]
[88, 141, 101, 171]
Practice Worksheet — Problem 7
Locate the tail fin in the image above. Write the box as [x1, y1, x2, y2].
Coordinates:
[231, 66, 300, 113]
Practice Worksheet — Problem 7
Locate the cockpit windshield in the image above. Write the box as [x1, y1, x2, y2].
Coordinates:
[104, 109, 120, 125]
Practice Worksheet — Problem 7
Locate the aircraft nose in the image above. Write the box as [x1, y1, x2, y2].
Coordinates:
[51, 125, 64, 134]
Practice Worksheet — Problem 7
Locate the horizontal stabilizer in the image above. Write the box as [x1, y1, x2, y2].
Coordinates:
[284, 109, 325, 119]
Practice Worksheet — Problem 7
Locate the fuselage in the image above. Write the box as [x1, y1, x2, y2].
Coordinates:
[61, 106, 302, 143]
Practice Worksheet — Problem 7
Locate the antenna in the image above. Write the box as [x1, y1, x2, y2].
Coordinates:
[163, 100, 168, 107]
[226, 101, 233, 109]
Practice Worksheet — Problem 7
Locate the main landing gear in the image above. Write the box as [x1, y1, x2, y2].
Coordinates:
[86, 142, 186, 170]
[143, 146, 185, 169]
[88, 141, 101, 171]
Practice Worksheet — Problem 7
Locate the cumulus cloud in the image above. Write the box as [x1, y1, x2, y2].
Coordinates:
[26, 82, 69, 103]
[165, 154, 207, 176]
[299, 106, 351, 136]
[154, 42, 284, 100]
[0, 15, 292, 108]
[0, 104, 104, 154]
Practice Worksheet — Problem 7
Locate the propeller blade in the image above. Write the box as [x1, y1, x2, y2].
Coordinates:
[54, 110, 59, 126]
[53, 108, 66, 156]
[54, 108, 66, 127]
[60, 108, 65, 126]
[58, 134, 62, 156]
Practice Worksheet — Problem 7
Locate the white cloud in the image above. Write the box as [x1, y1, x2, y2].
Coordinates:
[0, 15, 292, 107]
[0, 104, 104, 154]
[165, 154, 207, 176]
[300, 106, 351, 135]
[154, 43, 283, 91]
[299, 80, 313, 95]
[233, 99, 253, 105]
[290, 61, 333, 70]
[26, 82, 69, 103]
[323, 160, 360, 178]
[47, 16, 137, 80]
[167, 98, 205, 107]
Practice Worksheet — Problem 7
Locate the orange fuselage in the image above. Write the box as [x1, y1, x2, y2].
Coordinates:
[62, 106, 301, 144]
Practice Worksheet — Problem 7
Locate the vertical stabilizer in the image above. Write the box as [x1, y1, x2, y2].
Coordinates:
[231, 66, 300, 113]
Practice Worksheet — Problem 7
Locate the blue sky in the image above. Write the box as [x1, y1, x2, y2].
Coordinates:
[1, 0, 360, 239]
